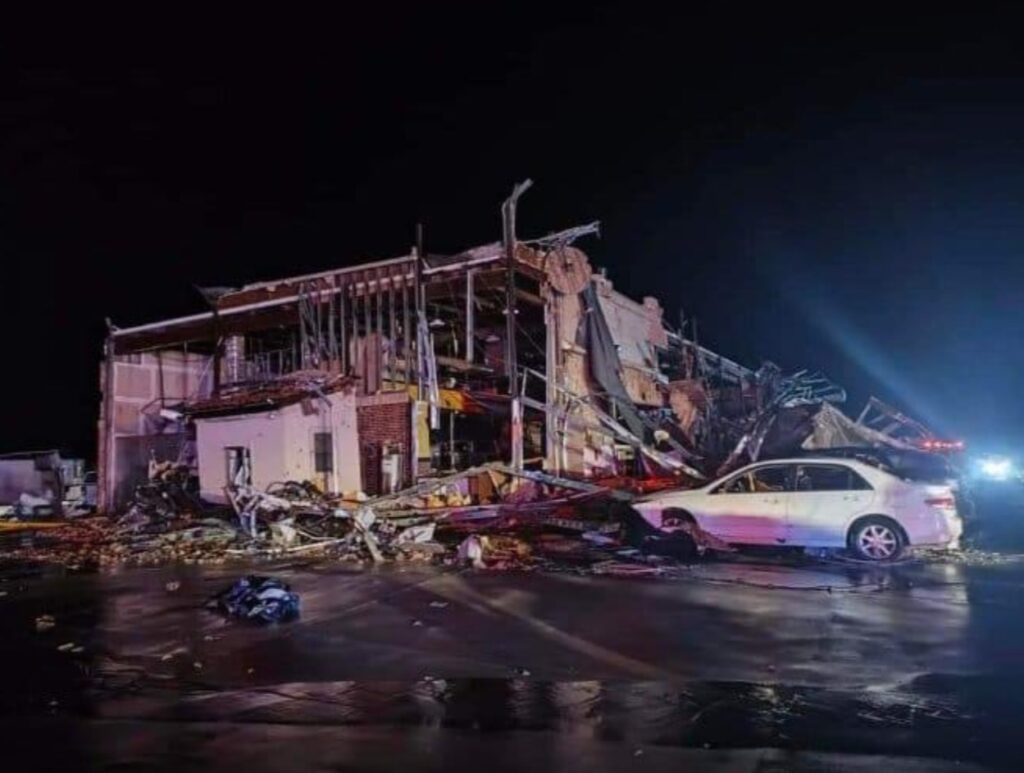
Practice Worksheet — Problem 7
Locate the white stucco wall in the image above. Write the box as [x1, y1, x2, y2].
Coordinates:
[194, 389, 361, 502]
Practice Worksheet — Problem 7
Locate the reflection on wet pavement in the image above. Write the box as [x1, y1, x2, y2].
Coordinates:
[2, 550, 1024, 769]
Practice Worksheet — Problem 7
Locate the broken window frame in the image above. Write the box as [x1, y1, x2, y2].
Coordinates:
[225, 446, 252, 487]
[713, 464, 794, 494]
[793, 464, 873, 492]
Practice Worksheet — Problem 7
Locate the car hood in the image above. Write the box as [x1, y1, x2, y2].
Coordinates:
[634, 486, 708, 504]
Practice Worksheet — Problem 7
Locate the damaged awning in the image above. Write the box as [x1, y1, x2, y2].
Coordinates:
[184, 372, 356, 418]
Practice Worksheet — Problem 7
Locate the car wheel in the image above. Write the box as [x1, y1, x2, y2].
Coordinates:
[646, 508, 698, 560]
[662, 508, 696, 529]
[849, 517, 905, 561]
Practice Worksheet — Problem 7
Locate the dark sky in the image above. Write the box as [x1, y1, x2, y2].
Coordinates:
[4, 5, 1024, 459]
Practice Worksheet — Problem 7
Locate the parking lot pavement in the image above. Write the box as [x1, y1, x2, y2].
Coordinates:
[2, 550, 1024, 769]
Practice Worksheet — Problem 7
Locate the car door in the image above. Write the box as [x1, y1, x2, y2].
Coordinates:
[698, 463, 793, 545]
[786, 463, 875, 547]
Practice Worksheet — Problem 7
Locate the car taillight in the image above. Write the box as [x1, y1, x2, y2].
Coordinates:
[925, 496, 956, 509]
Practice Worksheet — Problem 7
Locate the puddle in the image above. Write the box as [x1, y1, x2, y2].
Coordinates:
[50, 674, 1016, 766]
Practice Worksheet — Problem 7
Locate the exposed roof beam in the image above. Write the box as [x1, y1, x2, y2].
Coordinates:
[237, 254, 415, 292]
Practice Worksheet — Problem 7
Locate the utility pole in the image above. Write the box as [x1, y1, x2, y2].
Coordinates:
[502, 179, 532, 387]
[501, 179, 532, 470]
[415, 222, 425, 402]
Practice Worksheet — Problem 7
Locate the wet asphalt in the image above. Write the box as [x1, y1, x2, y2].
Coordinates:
[2, 492, 1024, 771]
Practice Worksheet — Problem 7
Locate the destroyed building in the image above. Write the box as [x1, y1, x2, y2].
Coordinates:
[0, 450, 66, 518]
[97, 187, 878, 514]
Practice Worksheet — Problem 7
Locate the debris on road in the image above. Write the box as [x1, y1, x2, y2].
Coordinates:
[0, 467, 743, 578]
[211, 575, 300, 624]
[118, 462, 202, 531]
[2, 423, 968, 576]
[457, 535, 486, 568]
[1, 457, 683, 575]
[160, 646, 189, 661]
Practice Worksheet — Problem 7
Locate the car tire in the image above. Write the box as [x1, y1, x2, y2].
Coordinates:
[848, 517, 905, 561]
[644, 508, 698, 560]
[662, 508, 696, 529]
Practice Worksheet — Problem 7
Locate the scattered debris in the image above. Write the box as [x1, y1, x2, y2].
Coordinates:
[457, 535, 486, 568]
[165, 580, 181, 592]
[397, 523, 437, 544]
[591, 561, 664, 577]
[119, 462, 201, 530]
[0, 468, 719, 577]
[352, 506, 384, 563]
[268, 518, 299, 548]
[160, 646, 189, 661]
[12, 432, 943, 577]
[211, 576, 300, 624]
[668, 518, 736, 554]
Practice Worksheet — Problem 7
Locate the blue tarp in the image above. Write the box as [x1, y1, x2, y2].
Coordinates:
[211, 575, 300, 624]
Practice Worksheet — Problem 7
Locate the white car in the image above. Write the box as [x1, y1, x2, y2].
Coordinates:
[633, 457, 963, 561]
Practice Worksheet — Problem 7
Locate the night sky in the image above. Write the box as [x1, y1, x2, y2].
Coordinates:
[5, 6, 1024, 459]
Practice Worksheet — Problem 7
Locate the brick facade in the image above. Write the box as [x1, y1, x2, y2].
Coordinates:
[356, 392, 412, 496]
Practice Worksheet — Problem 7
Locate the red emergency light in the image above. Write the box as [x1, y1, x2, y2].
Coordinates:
[918, 438, 965, 452]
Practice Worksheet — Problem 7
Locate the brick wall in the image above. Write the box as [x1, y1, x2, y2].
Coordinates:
[356, 392, 412, 495]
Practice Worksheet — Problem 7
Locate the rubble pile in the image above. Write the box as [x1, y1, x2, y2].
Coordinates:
[0, 462, 732, 574]
[118, 462, 203, 530]
[0, 516, 240, 569]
